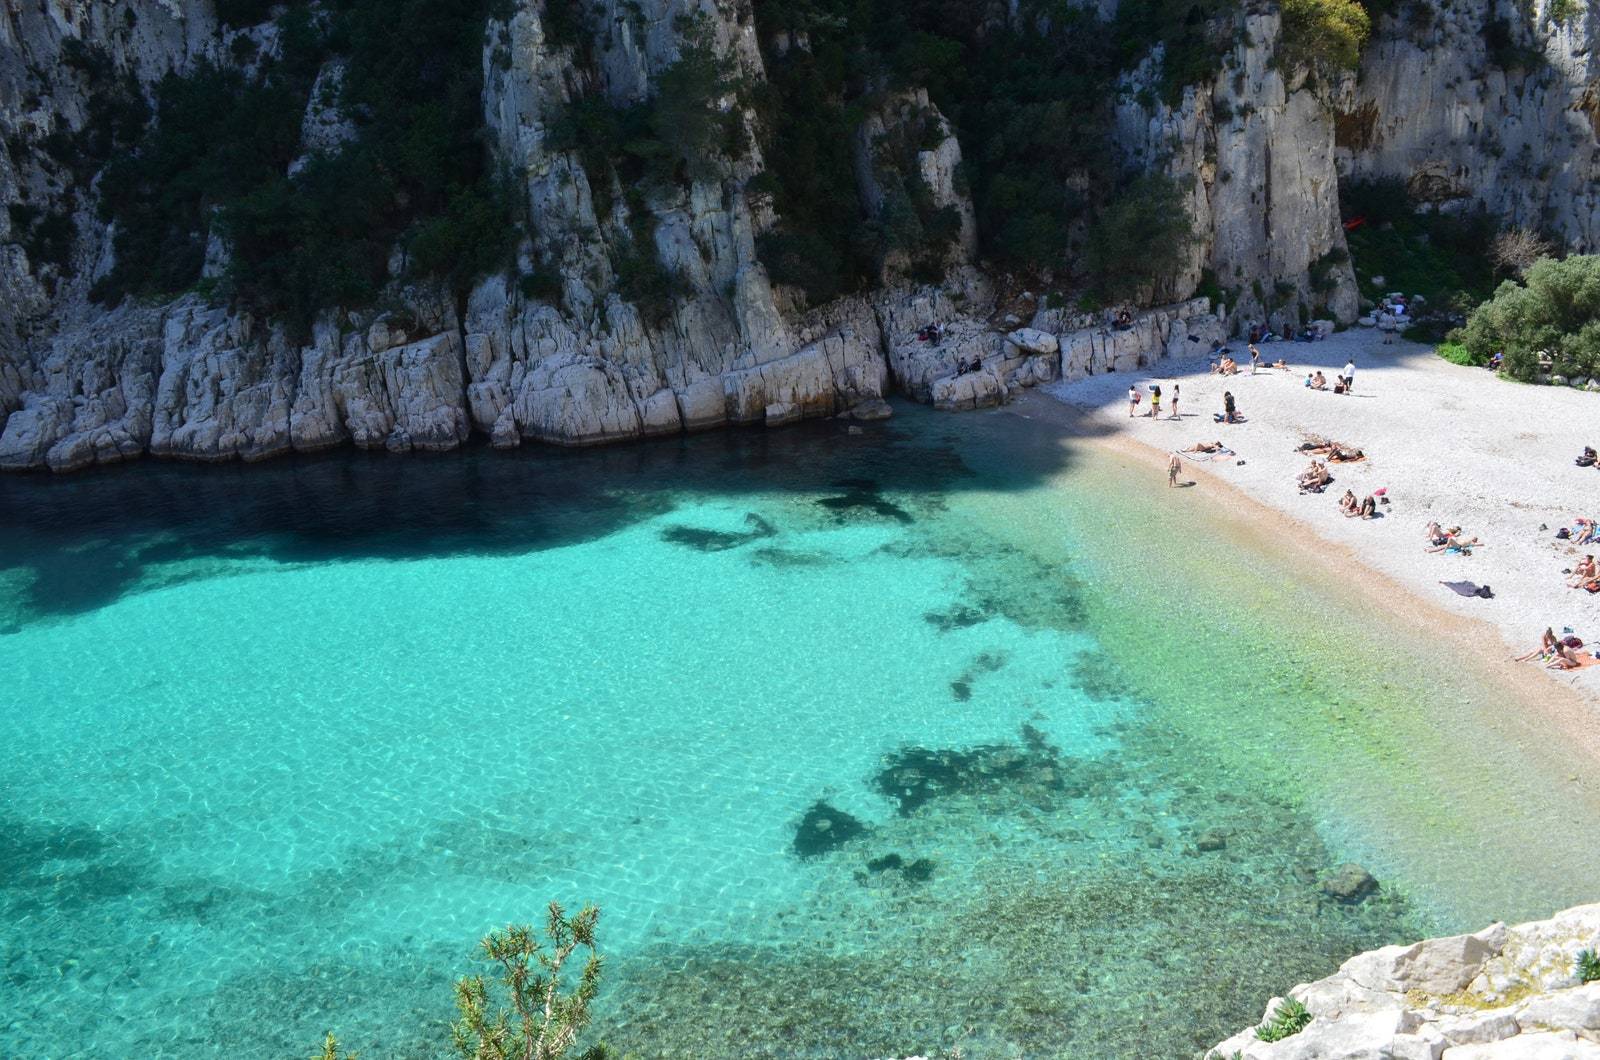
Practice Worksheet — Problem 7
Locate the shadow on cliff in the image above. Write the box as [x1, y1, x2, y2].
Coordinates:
[0, 399, 1113, 622]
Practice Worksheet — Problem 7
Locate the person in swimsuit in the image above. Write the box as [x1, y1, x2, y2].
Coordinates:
[1569, 554, 1598, 587]
[1183, 440, 1225, 453]
[1222, 391, 1237, 423]
[1425, 526, 1481, 552]
[1168, 452, 1181, 487]
[1248, 344, 1261, 373]
[1339, 490, 1358, 515]
[1515, 627, 1560, 661]
[1149, 384, 1162, 418]
[1170, 382, 1180, 419]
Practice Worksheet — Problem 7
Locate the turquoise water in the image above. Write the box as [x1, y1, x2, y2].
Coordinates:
[3, 405, 1597, 1058]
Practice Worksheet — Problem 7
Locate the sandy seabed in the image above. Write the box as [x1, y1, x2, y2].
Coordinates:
[1035, 329, 1600, 719]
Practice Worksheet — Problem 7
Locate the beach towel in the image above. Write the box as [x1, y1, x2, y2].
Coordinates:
[1440, 580, 1493, 598]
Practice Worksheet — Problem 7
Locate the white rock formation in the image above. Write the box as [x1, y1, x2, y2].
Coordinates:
[5, 0, 1600, 470]
[1208, 904, 1600, 1060]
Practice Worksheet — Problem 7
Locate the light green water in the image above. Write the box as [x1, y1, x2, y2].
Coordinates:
[1, 403, 1595, 1058]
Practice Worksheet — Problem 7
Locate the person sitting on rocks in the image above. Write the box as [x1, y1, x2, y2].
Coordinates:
[1115, 308, 1133, 330]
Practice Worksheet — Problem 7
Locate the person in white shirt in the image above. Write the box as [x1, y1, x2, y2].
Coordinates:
[1128, 384, 1141, 417]
[1342, 359, 1356, 393]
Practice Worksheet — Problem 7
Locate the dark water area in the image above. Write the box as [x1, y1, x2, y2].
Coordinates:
[0, 406, 1037, 625]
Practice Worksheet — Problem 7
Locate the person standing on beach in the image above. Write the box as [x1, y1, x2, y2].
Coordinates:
[1129, 384, 1141, 417]
[1168, 452, 1182, 487]
[1149, 384, 1162, 418]
[1343, 358, 1356, 393]
[1169, 381, 1180, 419]
[1249, 344, 1261, 373]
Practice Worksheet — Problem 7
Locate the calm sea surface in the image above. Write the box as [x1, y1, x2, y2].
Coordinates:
[3, 403, 1596, 1057]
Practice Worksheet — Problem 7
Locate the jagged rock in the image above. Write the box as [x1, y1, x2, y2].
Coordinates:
[1208, 905, 1600, 1060]
[1006, 327, 1059, 355]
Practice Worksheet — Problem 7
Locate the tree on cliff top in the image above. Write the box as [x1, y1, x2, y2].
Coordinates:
[1279, 0, 1371, 73]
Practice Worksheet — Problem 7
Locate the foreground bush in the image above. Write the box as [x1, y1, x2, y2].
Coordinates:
[321, 903, 607, 1060]
[1453, 254, 1600, 381]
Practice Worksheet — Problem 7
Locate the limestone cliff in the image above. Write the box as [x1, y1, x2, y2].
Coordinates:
[2, 0, 1598, 471]
[1207, 903, 1600, 1059]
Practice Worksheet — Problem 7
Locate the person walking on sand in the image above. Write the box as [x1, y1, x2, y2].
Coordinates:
[1148, 384, 1162, 418]
[1168, 452, 1182, 487]
[1129, 383, 1142, 417]
[1169, 381, 1180, 419]
[1249, 343, 1261, 374]
[1343, 358, 1356, 394]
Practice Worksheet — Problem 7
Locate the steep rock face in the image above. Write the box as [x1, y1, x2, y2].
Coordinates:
[1207, 903, 1600, 1059]
[4, 1, 1600, 471]
[1116, 11, 1361, 332]
[1342, 0, 1600, 249]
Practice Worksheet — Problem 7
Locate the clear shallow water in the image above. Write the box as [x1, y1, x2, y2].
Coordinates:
[2, 405, 1597, 1058]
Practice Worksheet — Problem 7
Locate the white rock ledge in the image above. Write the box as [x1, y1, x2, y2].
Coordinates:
[1208, 904, 1600, 1060]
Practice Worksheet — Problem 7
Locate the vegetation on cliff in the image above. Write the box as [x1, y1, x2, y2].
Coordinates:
[92, 0, 517, 334]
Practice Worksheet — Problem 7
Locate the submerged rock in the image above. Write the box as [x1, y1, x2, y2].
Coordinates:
[1320, 862, 1379, 904]
[792, 801, 868, 858]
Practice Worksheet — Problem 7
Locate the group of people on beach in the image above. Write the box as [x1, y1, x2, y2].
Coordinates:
[1516, 627, 1589, 670]
[1128, 382, 1180, 419]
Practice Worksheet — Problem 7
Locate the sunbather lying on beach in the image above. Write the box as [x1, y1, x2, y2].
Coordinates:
[1271, 358, 1289, 370]
[1297, 460, 1332, 493]
[1576, 518, 1599, 545]
[1183, 440, 1228, 453]
[1326, 445, 1364, 463]
[1425, 525, 1480, 552]
[1514, 628, 1560, 662]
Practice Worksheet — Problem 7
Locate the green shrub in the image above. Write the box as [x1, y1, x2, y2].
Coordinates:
[1085, 174, 1195, 302]
[1434, 340, 1482, 366]
[1578, 948, 1600, 982]
[1255, 997, 1313, 1042]
[321, 902, 609, 1060]
[1280, 0, 1371, 72]
[1454, 256, 1600, 381]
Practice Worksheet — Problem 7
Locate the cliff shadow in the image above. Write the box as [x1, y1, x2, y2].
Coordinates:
[0, 398, 1113, 623]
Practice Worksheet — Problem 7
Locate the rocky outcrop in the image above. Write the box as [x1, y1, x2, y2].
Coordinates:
[1207, 903, 1600, 1059]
